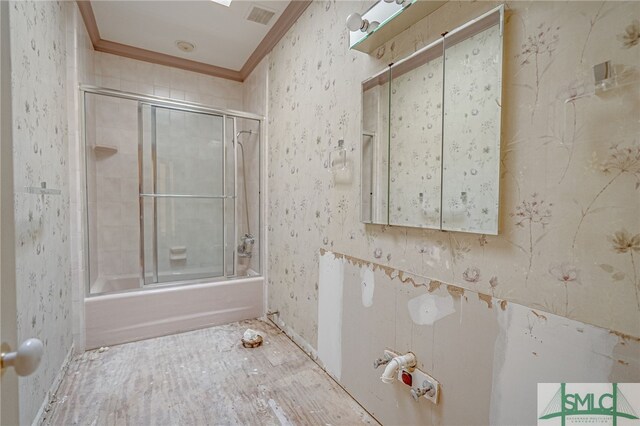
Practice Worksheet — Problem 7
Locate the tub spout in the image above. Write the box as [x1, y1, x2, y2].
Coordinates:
[380, 352, 416, 383]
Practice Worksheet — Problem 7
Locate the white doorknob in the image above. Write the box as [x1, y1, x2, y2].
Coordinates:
[1, 338, 44, 376]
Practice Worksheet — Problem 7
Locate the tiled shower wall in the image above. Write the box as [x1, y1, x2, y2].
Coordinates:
[93, 51, 244, 109]
[88, 95, 140, 286]
[263, 0, 640, 350]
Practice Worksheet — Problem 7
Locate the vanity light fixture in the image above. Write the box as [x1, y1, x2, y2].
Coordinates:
[347, 12, 377, 33]
[347, 0, 431, 50]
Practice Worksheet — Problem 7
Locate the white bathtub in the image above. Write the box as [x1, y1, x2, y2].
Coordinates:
[90, 268, 260, 294]
[91, 275, 140, 293]
[85, 275, 264, 349]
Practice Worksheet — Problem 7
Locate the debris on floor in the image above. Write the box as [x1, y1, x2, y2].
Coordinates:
[241, 328, 263, 348]
[87, 346, 110, 361]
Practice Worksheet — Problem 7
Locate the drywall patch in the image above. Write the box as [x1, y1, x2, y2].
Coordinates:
[317, 252, 345, 380]
[407, 292, 456, 325]
[360, 265, 375, 307]
[489, 302, 621, 425]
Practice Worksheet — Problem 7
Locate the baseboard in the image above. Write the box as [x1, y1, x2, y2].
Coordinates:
[264, 312, 318, 360]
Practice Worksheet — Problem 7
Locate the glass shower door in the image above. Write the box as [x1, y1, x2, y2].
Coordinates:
[140, 105, 234, 285]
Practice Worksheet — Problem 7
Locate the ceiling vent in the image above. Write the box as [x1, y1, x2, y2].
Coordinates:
[246, 5, 276, 25]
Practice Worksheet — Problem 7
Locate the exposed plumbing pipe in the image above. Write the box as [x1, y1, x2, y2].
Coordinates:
[380, 352, 416, 383]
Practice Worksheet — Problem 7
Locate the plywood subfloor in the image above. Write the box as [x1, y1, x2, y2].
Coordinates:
[43, 319, 377, 425]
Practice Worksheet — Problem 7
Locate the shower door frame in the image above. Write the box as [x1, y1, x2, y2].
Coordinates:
[140, 104, 231, 286]
[80, 85, 264, 296]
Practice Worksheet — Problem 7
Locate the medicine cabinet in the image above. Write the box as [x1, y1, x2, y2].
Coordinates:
[361, 5, 504, 235]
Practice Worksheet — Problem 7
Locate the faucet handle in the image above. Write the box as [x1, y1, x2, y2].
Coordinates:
[411, 382, 435, 401]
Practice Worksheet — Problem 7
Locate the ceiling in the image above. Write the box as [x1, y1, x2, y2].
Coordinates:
[91, 1, 291, 72]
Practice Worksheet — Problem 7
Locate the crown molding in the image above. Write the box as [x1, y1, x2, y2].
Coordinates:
[240, 1, 312, 80]
[76, 0, 100, 46]
[75, 0, 312, 83]
[95, 39, 243, 82]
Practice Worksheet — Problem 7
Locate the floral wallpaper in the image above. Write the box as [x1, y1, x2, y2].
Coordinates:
[9, 1, 72, 423]
[266, 0, 640, 349]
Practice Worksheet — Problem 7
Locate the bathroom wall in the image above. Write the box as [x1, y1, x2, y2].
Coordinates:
[9, 1, 73, 423]
[317, 250, 640, 425]
[265, 0, 640, 354]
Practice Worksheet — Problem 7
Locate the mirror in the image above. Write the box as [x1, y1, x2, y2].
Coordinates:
[441, 15, 503, 234]
[361, 69, 390, 225]
[388, 40, 444, 228]
[360, 6, 503, 234]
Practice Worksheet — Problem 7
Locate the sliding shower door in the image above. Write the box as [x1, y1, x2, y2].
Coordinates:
[140, 104, 235, 285]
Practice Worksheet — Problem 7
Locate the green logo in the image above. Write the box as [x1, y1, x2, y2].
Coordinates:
[539, 384, 639, 426]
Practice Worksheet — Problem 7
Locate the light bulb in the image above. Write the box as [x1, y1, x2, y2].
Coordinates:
[346, 12, 368, 32]
[368, 21, 380, 33]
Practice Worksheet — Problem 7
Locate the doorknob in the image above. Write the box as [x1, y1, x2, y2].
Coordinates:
[1, 338, 44, 376]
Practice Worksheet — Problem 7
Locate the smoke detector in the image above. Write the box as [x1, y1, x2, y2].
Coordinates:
[245, 5, 276, 25]
[175, 40, 196, 53]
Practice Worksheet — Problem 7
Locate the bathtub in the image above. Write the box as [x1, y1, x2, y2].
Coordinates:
[85, 275, 264, 349]
[90, 268, 260, 294]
